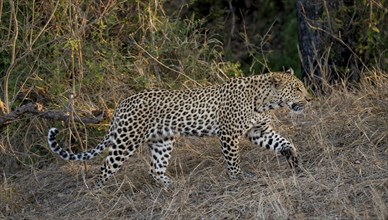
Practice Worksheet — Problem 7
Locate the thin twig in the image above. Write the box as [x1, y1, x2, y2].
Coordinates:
[30, 0, 59, 49]
[132, 37, 203, 87]
[4, 0, 19, 114]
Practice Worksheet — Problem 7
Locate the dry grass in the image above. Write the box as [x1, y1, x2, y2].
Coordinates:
[1, 72, 387, 219]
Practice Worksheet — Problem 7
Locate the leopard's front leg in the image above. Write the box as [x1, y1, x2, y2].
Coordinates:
[246, 121, 299, 168]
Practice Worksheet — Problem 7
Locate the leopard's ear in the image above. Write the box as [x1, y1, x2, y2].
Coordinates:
[285, 67, 294, 75]
[269, 74, 285, 89]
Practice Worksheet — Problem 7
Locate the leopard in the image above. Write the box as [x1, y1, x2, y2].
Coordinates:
[47, 68, 311, 190]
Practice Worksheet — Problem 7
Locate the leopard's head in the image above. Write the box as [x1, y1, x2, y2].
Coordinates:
[269, 68, 311, 113]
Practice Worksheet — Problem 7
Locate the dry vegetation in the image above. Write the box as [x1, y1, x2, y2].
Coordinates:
[1, 0, 387, 219]
[1, 71, 387, 219]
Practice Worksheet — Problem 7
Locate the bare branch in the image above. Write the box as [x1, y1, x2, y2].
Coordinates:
[0, 103, 104, 130]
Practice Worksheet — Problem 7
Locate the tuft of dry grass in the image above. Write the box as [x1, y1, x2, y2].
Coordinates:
[1, 71, 387, 219]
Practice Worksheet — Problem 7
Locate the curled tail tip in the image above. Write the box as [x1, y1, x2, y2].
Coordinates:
[49, 127, 59, 135]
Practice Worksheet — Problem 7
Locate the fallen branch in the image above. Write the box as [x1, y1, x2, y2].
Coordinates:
[0, 103, 104, 129]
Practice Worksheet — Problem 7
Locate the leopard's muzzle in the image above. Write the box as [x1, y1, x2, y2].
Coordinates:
[290, 103, 304, 114]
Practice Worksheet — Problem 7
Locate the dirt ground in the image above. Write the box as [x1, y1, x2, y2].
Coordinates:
[1, 76, 387, 219]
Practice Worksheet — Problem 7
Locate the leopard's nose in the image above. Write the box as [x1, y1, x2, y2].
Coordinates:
[305, 95, 312, 102]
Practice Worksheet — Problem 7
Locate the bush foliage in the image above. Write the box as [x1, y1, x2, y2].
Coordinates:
[0, 1, 387, 218]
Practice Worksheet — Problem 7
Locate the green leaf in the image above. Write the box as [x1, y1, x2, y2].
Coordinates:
[371, 26, 380, 33]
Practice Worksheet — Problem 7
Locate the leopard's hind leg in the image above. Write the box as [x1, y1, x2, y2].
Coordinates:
[95, 134, 142, 190]
[148, 136, 175, 186]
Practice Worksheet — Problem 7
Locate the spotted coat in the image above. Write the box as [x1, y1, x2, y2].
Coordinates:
[47, 69, 310, 190]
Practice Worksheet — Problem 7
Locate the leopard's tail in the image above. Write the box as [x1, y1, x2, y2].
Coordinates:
[47, 128, 111, 161]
